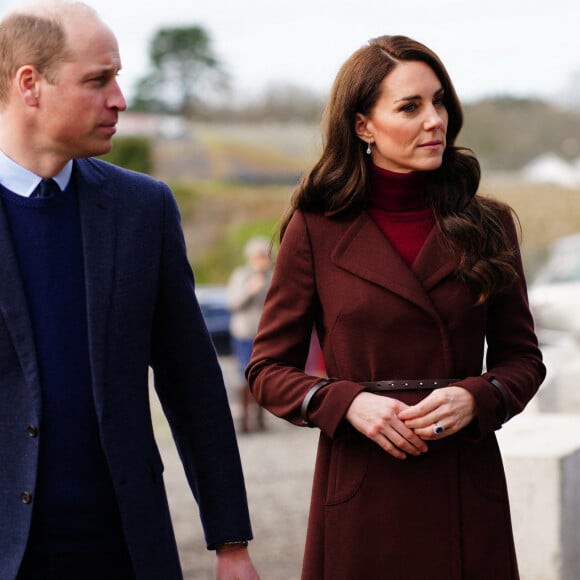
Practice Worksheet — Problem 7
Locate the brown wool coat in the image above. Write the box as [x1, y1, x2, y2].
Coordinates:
[247, 208, 545, 580]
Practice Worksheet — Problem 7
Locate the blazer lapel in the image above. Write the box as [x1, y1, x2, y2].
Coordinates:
[75, 159, 116, 413]
[0, 202, 41, 392]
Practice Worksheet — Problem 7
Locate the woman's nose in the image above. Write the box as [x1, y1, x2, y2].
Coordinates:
[424, 109, 444, 130]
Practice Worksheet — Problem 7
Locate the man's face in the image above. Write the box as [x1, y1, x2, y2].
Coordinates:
[37, 15, 126, 160]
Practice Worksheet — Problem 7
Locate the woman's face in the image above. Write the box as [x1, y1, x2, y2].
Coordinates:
[355, 60, 448, 173]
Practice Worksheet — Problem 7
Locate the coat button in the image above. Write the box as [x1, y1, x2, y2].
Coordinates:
[26, 425, 38, 438]
[20, 491, 33, 504]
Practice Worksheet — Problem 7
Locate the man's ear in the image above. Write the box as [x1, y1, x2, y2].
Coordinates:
[16, 65, 41, 106]
[354, 112, 372, 143]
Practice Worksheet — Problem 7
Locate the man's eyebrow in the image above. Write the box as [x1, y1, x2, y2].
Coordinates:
[83, 64, 121, 77]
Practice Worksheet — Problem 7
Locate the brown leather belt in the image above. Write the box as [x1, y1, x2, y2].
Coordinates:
[301, 378, 464, 427]
[360, 379, 460, 391]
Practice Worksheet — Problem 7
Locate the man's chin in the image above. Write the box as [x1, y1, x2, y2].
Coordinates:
[88, 141, 114, 159]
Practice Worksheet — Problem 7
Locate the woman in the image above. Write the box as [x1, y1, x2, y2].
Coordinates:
[246, 35, 545, 579]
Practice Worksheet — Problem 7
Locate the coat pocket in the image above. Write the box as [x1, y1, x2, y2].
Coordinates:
[325, 432, 370, 505]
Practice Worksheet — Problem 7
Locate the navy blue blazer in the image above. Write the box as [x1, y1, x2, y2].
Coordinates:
[0, 158, 252, 580]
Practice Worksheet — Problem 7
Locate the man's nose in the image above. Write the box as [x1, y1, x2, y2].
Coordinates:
[109, 80, 127, 111]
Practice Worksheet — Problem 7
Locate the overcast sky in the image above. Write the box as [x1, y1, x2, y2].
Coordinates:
[1, 0, 579, 105]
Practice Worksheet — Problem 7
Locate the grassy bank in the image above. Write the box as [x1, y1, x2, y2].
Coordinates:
[174, 177, 580, 283]
[483, 177, 580, 277]
[149, 125, 580, 283]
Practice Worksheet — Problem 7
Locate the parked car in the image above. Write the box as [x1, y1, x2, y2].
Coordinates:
[195, 285, 232, 356]
[528, 232, 580, 344]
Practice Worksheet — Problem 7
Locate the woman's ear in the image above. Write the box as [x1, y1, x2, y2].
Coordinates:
[354, 112, 372, 143]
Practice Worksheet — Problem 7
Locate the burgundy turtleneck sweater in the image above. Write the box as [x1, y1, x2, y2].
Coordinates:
[367, 163, 435, 267]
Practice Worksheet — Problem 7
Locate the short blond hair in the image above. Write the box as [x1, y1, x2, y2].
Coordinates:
[0, 1, 98, 105]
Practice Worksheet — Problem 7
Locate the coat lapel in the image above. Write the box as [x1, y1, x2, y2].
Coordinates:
[0, 203, 41, 392]
[75, 159, 116, 412]
[330, 212, 457, 316]
[412, 224, 458, 290]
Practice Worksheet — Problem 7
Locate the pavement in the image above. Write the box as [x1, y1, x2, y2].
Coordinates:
[152, 356, 318, 579]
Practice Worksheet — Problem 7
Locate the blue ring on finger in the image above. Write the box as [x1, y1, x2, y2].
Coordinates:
[433, 422, 444, 435]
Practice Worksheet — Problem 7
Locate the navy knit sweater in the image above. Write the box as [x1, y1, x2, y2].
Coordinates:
[1, 182, 126, 554]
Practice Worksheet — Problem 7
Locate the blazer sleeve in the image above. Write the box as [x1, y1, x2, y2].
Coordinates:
[455, 209, 546, 437]
[149, 187, 252, 548]
[246, 211, 365, 437]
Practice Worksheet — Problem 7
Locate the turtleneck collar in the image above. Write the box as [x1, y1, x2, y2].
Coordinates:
[367, 161, 429, 212]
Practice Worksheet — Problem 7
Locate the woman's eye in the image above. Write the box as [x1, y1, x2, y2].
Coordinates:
[434, 91, 446, 106]
[401, 102, 417, 113]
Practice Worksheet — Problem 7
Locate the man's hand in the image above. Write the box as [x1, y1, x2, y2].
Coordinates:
[215, 544, 260, 580]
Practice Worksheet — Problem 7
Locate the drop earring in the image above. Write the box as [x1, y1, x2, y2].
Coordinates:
[366, 140, 372, 155]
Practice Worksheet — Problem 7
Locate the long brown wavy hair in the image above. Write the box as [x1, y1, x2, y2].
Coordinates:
[280, 35, 519, 304]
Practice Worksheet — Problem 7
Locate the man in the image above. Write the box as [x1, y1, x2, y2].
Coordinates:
[0, 2, 259, 579]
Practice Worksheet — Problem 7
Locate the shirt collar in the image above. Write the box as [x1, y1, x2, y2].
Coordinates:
[0, 149, 73, 197]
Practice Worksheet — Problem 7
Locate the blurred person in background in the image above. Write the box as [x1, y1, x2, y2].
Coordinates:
[227, 237, 273, 433]
[0, 2, 258, 579]
[247, 35, 545, 580]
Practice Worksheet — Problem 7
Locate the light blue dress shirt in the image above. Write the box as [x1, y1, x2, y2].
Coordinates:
[0, 149, 72, 196]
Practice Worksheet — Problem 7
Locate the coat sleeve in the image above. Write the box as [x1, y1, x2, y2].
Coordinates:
[246, 211, 365, 437]
[455, 210, 546, 437]
[149, 187, 252, 548]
